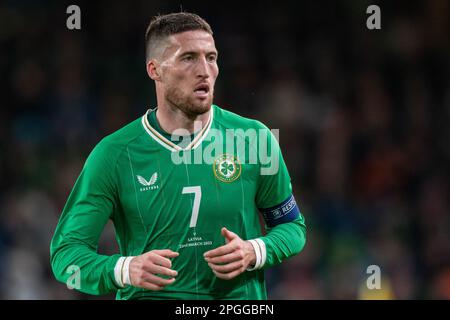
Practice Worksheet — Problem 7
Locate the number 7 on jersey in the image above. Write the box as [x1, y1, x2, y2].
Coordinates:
[182, 186, 202, 228]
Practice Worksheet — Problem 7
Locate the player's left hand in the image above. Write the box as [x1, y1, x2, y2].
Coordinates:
[203, 227, 256, 280]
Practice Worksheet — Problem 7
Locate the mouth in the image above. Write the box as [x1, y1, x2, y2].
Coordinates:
[193, 83, 210, 98]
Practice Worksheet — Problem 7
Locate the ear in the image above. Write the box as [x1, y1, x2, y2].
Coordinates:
[146, 59, 161, 81]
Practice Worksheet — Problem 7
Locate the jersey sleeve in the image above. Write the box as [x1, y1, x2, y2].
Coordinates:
[50, 140, 122, 295]
[254, 124, 307, 268]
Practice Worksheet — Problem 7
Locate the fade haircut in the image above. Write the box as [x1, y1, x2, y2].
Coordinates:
[145, 12, 213, 62]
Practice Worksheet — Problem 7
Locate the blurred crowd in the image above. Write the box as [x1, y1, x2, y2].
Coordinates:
[0, 0, 449, 299]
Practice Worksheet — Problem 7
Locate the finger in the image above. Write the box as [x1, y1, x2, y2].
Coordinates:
[213, 268, 244, 280]
[147, 252, 175, 268]
[139, 282, 164, 291]
[208, 260, 242, 273]
[205, 251, 242, 265]
[221, 227, 238, 242]
[142, 263, 178, 278]
[142, 272, 177, 286]
[152, 249, 180, 258]
[204, 243, 236, 258]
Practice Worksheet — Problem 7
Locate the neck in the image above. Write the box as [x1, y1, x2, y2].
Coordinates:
[155, 104, 211, 134]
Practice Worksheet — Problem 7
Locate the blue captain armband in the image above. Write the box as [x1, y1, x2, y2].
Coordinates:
[259, 194, 300, 228]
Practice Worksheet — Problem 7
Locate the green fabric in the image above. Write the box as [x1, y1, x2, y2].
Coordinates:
[261, 216, 306, 268]
[50, 104, 307, 299]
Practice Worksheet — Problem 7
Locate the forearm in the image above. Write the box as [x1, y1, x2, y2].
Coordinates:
[258, 216, 306, 268]
[50, 236, 121, 295]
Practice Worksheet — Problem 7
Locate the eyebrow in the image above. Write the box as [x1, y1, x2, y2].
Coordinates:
[179, 50, 219, 58]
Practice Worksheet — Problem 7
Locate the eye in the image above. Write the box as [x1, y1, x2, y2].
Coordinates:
[207, 54, 217, 63]
[182, 55, 195, 62]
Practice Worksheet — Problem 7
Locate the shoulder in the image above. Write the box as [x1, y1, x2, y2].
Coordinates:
[212, 105, 269, 131]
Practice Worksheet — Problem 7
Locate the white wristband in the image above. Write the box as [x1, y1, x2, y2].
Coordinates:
[246, 240, 261, 271]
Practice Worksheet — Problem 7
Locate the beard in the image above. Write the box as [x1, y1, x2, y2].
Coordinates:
[165, 85, 213, 118]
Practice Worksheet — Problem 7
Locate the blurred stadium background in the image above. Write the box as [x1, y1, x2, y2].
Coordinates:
[0, 0, 449, 299]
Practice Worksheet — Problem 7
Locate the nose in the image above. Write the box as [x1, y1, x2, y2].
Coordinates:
[195, 56, 210, 79]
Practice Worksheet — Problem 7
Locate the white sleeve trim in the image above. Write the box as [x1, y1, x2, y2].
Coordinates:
[114, 257, 126, 287]
[255, 238, 267, 268]
[123, 256, 135, 286]
[246, 239, 261, 271]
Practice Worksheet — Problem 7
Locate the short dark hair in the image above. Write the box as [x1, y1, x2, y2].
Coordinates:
[145, 12, 213, 61]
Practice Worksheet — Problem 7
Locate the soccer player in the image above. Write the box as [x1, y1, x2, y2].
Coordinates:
[50, 12, 306, 299]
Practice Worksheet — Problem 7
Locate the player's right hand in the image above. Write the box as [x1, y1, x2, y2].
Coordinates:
[129, 249, 179, 291]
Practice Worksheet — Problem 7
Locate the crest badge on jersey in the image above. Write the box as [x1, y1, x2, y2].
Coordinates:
[213, 154, 242, 183]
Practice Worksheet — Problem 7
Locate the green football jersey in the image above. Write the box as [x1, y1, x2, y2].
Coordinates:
[50, 104, 306, 300]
